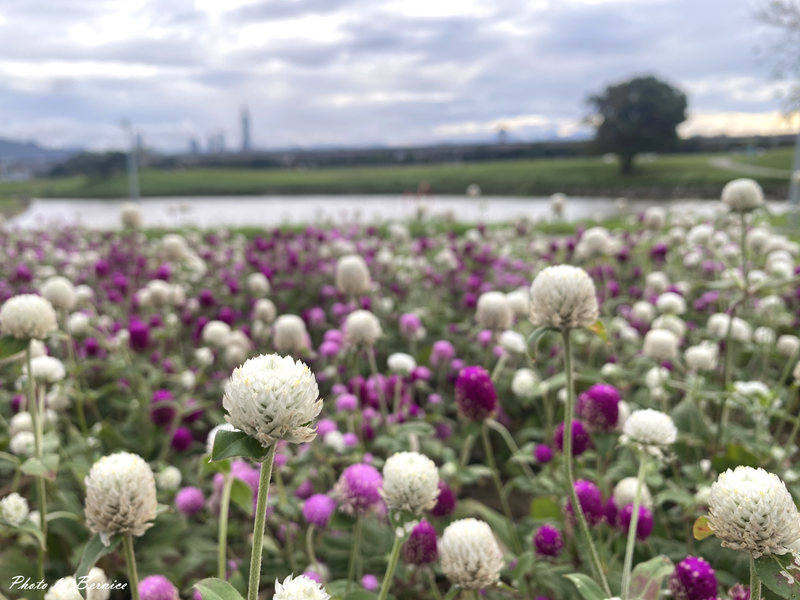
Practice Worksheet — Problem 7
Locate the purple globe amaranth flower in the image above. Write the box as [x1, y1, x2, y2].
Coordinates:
[668, 556, 718, 600]
[534, 444, 553, 464]
[430, 340, 455, 367]
[139, 575, 179, 600]
[399, 312, 422, 338]
[728, 584, 750, 600]
[361, 575, 379, 591]
[303, 494, 336, 528]
[403, 519, 438, 565]
[303, 568, 326, 584]
[171, 426, 193, 452]
[566, 479, 604, 526]
[128, 318, 150, 351]
[317, 418, 338, 437]
[604, 497, 619, 526]
[577, 384, 620, 431]
[335, 393, 358, 412]
[619, 503, 654, 540]
[294, 480, 314, 500]
[430, 480, 457, 517]
[175, 486, 205, 516]
[454, 366, 497, 421]
[553, 420, 591, 456]
[533, 524, 564, 557]
[150, 389, 176, 427]
[334, 463, 383, 514]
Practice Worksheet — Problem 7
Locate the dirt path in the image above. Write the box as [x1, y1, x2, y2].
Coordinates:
[708, 156, 792, 178]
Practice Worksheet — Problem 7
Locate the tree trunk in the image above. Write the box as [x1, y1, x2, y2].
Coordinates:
[619, 153, 635, 175]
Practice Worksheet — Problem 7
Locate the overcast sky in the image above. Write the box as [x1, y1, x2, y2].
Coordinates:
[0, 0, 796, 152]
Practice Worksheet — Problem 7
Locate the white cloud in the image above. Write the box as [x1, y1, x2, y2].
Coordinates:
[679, 110, 799, 137]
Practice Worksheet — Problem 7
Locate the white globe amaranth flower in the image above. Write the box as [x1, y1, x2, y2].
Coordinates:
[156, 466, 182, 491]
[272, 314, 310, 354]
[387, 352, 416, 376]
[45, 576, 81, 600]
[381, 451, 440, 514]
[707, 466, 800, 557]
[753, 326, 776, 346]
[631, 301, 655, 323]
[529, 265, 599, 330]
[247, 272, 271, 295]
[684, 342, 718, 372]
[344, 310, 382, 346]
[84, 452, 157, 542]
[40, 276, 77, 312]
[651, 314, 686, 339]
[206, 423, 237, 455]
[511, 368, 538, 400]
[273, 574, 330, 600]
[550, 192, 566, 216]
[613, 477, 653, 510]
[223, 353, 322, 446]
[575, 226, 615, 258]
[120, 202, 142, 228]
[499, 330, 526, 355]
[0, 294, 58, 340]
[202, 320, 231, 347]
[655, 292, 686, 315]
[253, 298, 277, 324]
[475, 291, 513, 330]
[195, 347, 214, 367]
[27, 355, 66, 384]
[0, 492, 30, 525]
[643, 206, 666, 230]
[721, 178, 764, 213]
[706, 313, 751, 343]
[335, 254, 371, 296]
[778, 335, 800, 357]
[645, 272, 670, 294]
[642, 328, 679, 362]
[84, 567, 111, 600]
[67, 312, 90, 337]
[439, 518, 504, 589]
[10, 431, 35, 456]
[506, 288, 530, 316]
[9, 411, 33, 435]
[622, 409, 677, 448]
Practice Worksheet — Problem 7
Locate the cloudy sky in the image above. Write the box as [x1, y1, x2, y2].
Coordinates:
[0, 0, 796, 152]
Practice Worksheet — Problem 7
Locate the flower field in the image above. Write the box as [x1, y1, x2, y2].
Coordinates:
[2, 179, 800, 600]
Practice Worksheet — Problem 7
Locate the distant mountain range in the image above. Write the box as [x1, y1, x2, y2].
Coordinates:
[0, 138, 80, 164]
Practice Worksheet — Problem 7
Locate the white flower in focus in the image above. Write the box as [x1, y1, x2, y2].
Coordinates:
[272, 314, 310, 354]
[0, 294, 58, 340]
[84, 452, 157, 542]
[44, 577, 81, 600]
[40, 276, 77, 311]
[613, 477, 653, 510]
[28, 355, 66, 384]
[381, 451, 440, 514]
[642, 329, 679, 362]
[721, 178, 764, 213]
[622, 409, 677, 449]
[0, 492, 29, 525]
[273, 574, 330, 600]
[344, 310, 382, 346]
[387, 352, 416, 376]
[335, 254, 371, 296]
[707, 466, 800, 557]
[223, 353, 322, 445]
[511, 368, 538, 400]
[529, 265, 599, 330]
[439, 518, 504, 589]
[156, 466, 182, 491]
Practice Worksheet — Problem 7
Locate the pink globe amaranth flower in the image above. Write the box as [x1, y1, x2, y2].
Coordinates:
[566, 479, 604, 526]
[553, 420, 591, 456]
[303, 494, 336, 528]
[303, 568, 326, 584]
[342, 432, 358, 447]
[477, 329, 493, 347]
[317, 419, 338, 437]
[619, 503, 654, 541]
[668, 556, 718, 600]
[399, 313, 422, 338]
[362, 575, 379, 591]
[319, 340, 340, 358]
[576, 384, 620, 431]
[534, 444, 553, 464]
[175, 486, 205, 516]
[334, 463, 383, 514]
[728, 584, 750, 600]
[533, 524, 563, 557]
[150, 389, 175, 427]
[170, 427, 193, 452]
[430, 480, 457, 517]
[335, 393, 358, 412]
[429, 340, 455, 367]
[294, 480, 314, 500]
[454, 366, 497, 421]
[139, 575, 179, 600]
[403, 519, 438, 565]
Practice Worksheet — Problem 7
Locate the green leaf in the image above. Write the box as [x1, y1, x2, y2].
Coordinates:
[527, 327, 551, 357]
[229, 478, 254, 514]
[211, 430, 271, 462]
[75, 533, 121, 592]
[563, 573, 606, 600]
[754, 553, 800, 599]
[711, 444, 760, 472]
[195, 577, 246, 600]
[629, 555, 674, 600]
[200, 454, 231, 476]
[13, 520, 45, 549]
[692, 516, 713, 541]
[530, 496, 561, 520]
[20, 453, 59, 480]
[0, 335, 28, 359]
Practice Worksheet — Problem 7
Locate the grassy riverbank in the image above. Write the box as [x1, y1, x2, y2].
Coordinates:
[0, 148, 793, 201]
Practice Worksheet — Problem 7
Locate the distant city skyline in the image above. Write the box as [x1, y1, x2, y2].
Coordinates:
[0, 0, 797, 152]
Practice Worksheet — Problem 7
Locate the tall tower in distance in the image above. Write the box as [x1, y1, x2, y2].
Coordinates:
[240, 105, 251, 153]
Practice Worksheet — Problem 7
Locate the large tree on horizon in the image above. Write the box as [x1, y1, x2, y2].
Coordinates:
[588, 75, 687, 175]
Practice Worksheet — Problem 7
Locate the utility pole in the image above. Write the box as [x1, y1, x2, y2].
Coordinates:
[121, 119, 140, 201]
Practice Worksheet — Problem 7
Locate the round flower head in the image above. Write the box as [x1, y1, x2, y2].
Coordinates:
[613, 477, 653, 510]
[529, 265, 599, 330]
[336, 254, 371, 296]
[27, 355, 66, 384]
[85, 567, 111, 600]
[619, 504, 654, 540]
[344, 310, 382, 346]
[707, 466, 800, 557]
[622, 409, 677, 452]
[553, 420, 591, 456]
[202, 320, 231, 347]
[475, 291, 513, 330]
[175, 486, 205, 516]
[430, 480, 457, 517]
[722, 178, 764, 213]
[303, 494, 336, 527]
[274, 574, 330, 600]
[533, 524, 564, 557]
[566, 479, 604, 526]
[40, 276, 77, 311]
[511, 368, 538, 400]
[381, 451, 439, 514]
[0, 294, 58, 340]
[139, 575, 179, 600]
[454, 366, 497, 421]
[577, 384, 620, 431]
[403, 519, 438, 565]
[642, 328, 679, 362]
[668, 556, 718, 600]
[222, 353, 322, 446]
[273, 314, 310, 354]
[334, 463, 384, 515]
[0, 492, 29, 526]
[439, 518, 504, 590]
[44, 577, 81, 600]
[387, 352, 416, 376]
[84, 452, 157, 542]
[684, 343, 718, 372]
[121, 202, 142, 227]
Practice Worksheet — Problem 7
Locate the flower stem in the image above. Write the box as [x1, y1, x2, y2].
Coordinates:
[25, 346, 47, 586]
[621, 453, 647, 600]
[123, 534, 140, 600]
[750, 555, 761, 600]
[217, 472, 233, 579]
[305, 524, 319, 567]
[346, 516, 364, 594]
[377, 528, 403, 600]
[426, 569, 442, 600]
[481, 422, 522, 553]
[562, 329, 611, 597]
[247, 445, 276, 600]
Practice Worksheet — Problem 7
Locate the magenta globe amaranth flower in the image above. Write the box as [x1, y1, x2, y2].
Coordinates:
[430, 340, 455, 367]
[454, 366, 497, 421]
[534, 444, 553, 464]
[430, 480, 457, 517]
[129, 318, 151, 351]
[668, 556, 718, 600]
[619, 503, 654, 540]
[361, 574, 379, 591]
[171, 426, 193, 451]
[577, 384, 620, 431]
[175, 486, 205, 516]
[553, 420, 591, 456]
[303, 494, 336, 528]
[566, 479, 604, 525]
[403, 519, 438, 565]
[150, 389, 176, 427]
[334, 463, 383, 514]
[139, 575, 179, 600]
[533, 524, 563, 557]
